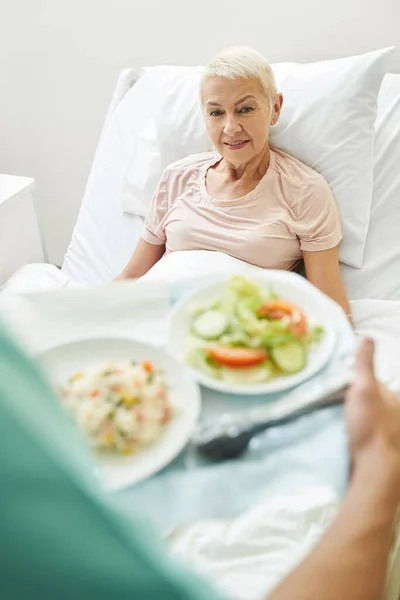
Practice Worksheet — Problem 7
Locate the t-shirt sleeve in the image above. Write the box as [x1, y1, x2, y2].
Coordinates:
[142, 168, 169, 246]
[294, 176, 343, 252]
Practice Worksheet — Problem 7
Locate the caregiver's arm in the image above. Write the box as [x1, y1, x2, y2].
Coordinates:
[116, 238, 165, 280]
[269, 463, 397, 600]
[0, 321, 223, 600]
[268, 339, 400, 600]
[303, 246, 351, 318]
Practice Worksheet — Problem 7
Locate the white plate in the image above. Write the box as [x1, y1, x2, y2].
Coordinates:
[38, 338, 201, 491]
[167, 272, 337, 395]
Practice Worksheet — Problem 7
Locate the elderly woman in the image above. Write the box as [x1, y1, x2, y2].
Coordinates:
[118, 46, 350, 316]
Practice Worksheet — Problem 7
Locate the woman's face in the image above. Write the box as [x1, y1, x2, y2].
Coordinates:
[202, 76, 283, 164]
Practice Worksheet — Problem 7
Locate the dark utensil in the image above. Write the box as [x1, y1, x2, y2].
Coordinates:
[192, 372, 351, 461]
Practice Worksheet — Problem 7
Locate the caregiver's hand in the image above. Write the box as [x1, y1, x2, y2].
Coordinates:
[345, 337, 400, 499]
[268, 337, 400, 600]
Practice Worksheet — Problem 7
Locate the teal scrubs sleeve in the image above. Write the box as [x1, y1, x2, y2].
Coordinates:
[0, 321, 225, 600]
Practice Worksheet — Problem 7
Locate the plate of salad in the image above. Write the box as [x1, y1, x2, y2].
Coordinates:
[167, 274, 336, 395]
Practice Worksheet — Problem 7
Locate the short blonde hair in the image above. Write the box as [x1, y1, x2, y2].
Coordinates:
[201, 46, 278, 104]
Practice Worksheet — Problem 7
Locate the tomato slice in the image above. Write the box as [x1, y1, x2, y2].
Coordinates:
[258, 300, 308, 337]
[206, 345, 268, 368]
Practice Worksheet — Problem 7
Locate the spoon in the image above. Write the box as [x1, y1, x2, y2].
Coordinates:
[192, 371, 351, 461]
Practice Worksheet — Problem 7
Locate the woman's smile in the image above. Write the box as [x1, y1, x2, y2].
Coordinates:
[223, 140, 250, 150]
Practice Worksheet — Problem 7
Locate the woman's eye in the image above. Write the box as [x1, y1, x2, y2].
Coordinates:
[210, 110, 223, 117]
[239, 106, 254, 114]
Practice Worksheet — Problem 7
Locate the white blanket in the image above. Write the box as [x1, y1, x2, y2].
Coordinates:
[1, 251, 400, 600]
[0, 263, 79, 294]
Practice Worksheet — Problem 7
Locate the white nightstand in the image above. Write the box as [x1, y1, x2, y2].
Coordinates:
[0, 174, 48, 285]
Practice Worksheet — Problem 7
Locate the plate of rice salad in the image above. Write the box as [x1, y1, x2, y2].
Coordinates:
[38, 338, 201, 490]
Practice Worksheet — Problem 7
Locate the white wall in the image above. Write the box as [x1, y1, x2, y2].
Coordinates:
[1, 0, 399, 265]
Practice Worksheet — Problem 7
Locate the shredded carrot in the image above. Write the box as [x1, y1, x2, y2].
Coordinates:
[258, 300, 308, 337]
[142, 360, 153, 373]
[161, 406, 171, 424]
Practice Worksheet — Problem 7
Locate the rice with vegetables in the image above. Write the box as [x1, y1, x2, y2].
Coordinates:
[60, 360, 173, 454]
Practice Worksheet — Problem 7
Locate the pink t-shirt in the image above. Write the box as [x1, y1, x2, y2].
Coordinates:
[142, 147, 342, 270]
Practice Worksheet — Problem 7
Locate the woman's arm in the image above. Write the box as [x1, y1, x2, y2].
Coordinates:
[116, 167, 170, 281]
[115, 239, 165, 280]
[303, 246, 351, 318]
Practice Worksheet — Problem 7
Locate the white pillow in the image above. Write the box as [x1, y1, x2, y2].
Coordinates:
[121, 48, 394, 267]
[341, 73, 400, 300]
[121, 66, 212, 217]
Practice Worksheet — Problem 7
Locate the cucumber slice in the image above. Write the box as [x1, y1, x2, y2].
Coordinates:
[263, 333, 295, 347]
[270, 340, 306, 374]
[192, 310, 229, 340]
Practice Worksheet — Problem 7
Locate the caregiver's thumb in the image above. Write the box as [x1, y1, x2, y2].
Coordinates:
[354, 337, 375, 385]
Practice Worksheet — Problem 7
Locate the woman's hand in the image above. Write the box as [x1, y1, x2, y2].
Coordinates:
[303, 246, 351, 319]
[115, 239, 165, 281]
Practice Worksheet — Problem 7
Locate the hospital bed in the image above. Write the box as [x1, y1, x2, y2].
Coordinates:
[1, 66, 400, 600]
